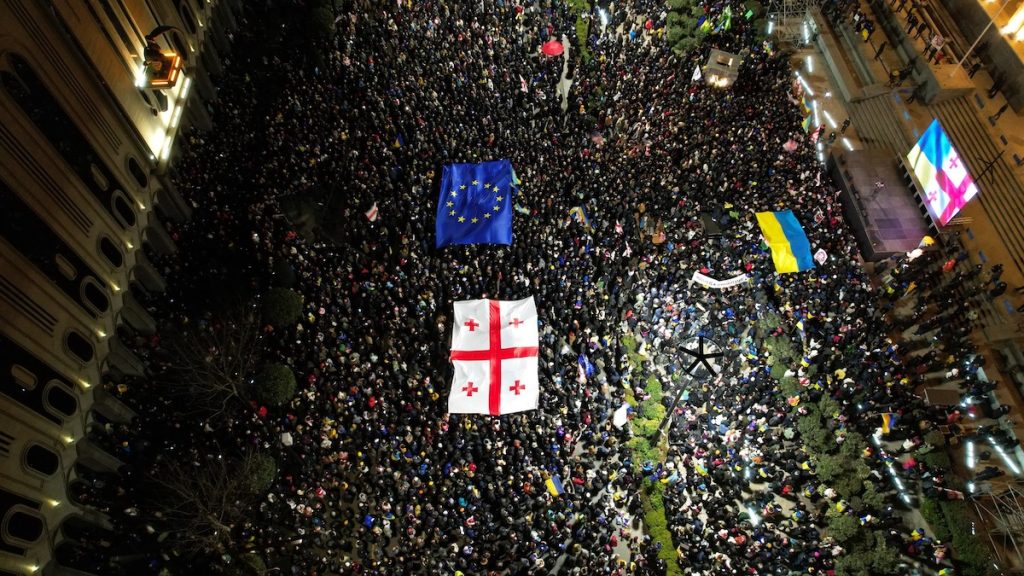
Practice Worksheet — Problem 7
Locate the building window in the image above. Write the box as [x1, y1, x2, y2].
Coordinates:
[0, 54, 132, 230]
[111, 191, 137, 228]
[11, 365, 37, 392]
[99, 236, 124, 268]
[3, 509, 44, 544]
[81, 279, 111, 314]
[179, 3, 198, 35]
[43, 381, 77, 420]
[65, 330, 94, 363]
[126, 156, 148, 189]
[24, 445, 59, 477]
[171, 32, 189, 62]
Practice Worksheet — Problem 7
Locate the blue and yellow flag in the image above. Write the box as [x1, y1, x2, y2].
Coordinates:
[756, 210, 814, 273]
[568, 205, 590, 229]
[881, 412, 897, 434]
[546, 475, 565, 497]
[436, 159, 515, 248]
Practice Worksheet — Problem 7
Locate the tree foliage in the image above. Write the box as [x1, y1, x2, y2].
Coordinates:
[244, 452, 278, 495]
[919, 498, 952, 541]
[640, 398, 667, 421]
[664, 0, 708, 55]
[827, 513, 861, 543]
[262, 287, 304, 327]
[252, 363, 297, 406]
[941, 500, 995, 576]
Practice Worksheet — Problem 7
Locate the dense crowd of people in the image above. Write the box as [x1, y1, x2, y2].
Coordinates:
[65, 1, 1022, 575]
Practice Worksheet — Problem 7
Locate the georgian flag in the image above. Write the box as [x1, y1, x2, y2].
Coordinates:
[448, 297, 539, 415]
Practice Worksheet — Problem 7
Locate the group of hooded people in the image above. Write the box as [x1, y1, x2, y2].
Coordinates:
[66, 0, 1014, 575]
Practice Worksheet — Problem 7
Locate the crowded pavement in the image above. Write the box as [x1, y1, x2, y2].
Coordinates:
[67, 1, 1024, 575]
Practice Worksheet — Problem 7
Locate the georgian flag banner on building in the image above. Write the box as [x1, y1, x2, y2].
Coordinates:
[448, 297, 539, 415]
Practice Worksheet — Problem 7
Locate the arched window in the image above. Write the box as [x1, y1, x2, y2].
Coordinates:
[111, 191, 137, 227]
[127, 156, 148, 189]
[81, 279, 111, 314]
[179, 3, 197, 35]
[3, 509, 44, 544]
[170, 32, 189, 62]
[99, 236, 124, 268]
[65, 330, 94, 363]
[44, 381, 78, 420]
[24, 445, 60, 477]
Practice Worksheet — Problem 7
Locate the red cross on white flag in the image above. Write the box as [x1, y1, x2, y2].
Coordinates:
[448, 297, 539, 415]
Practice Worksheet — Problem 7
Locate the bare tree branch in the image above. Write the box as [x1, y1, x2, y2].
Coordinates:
[149, 449, 274, 556]
[158, 307, 263, 418]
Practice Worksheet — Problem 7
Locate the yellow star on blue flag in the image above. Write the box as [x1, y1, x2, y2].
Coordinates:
[436, 159, 516, 247]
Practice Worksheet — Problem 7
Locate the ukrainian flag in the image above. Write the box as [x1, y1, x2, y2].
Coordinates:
[568, 206, 591, 229]
[881, 412, 897, 434]
[545, 475, 565, 497]
[756, 210, 815, 273]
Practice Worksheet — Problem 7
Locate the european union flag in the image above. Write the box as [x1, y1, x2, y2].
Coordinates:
[436, 159, 515, 248]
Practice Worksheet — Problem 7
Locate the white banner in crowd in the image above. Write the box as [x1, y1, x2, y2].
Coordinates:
[690, 271, 750, 290]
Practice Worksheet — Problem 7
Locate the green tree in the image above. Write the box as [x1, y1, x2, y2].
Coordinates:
[633, 418, 661, 439]
[919, 498, 951, 541]
[835, 551, 873, 576]
[305, 0, 335, 54]
[833, 462, 869, 499]
[866, 533, 901, 573]
[640, 398, 667, 421]
[252, 364, 297, 406]
[244, 452, 277, 495]
[839, 432, 868, 460]
[919, 450, 951, 469]
[859, 482, 886, 509]
[827, 513, 861, 543]
[262, 287, 303, 327]
[942, 500, 995, 575]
